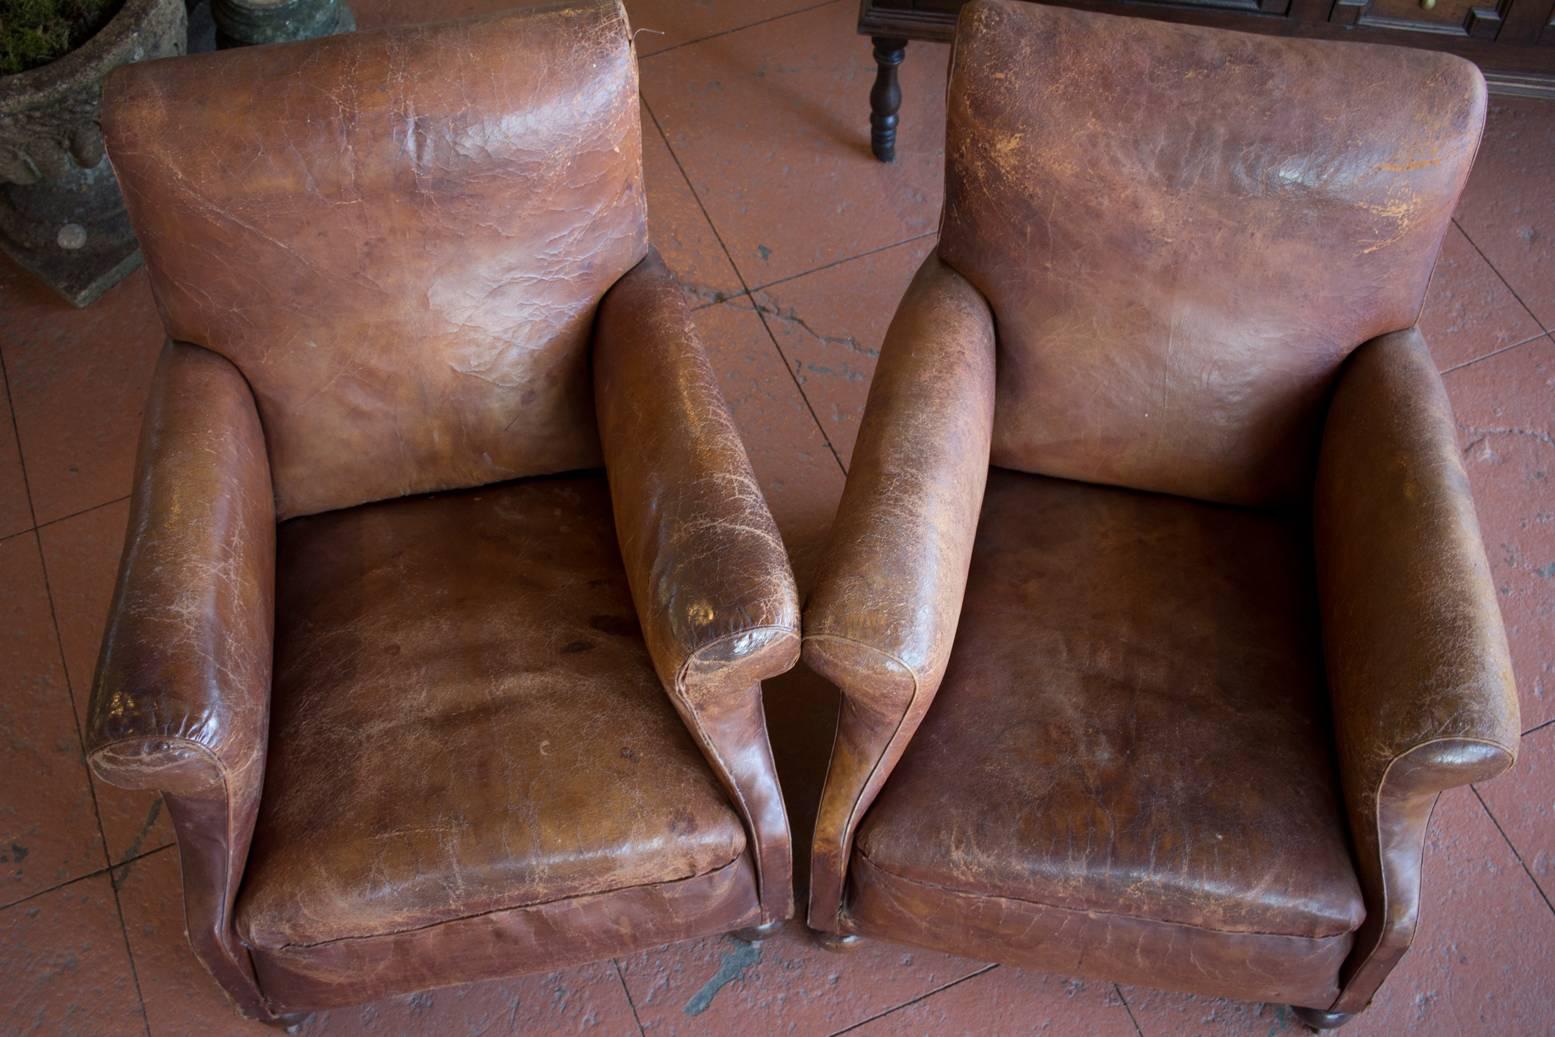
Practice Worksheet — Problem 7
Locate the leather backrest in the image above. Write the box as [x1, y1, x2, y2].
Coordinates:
[103, 0, 647, 518]
[940, 0, 1484, 506]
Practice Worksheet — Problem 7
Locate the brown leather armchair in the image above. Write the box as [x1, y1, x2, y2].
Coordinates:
[802, 2, 1521, 1029]
[84, 2, 798, 1025]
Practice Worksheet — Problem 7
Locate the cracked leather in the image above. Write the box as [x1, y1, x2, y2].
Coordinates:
[803, 0, 1517, 1017]
[85, 0, 798, 1021]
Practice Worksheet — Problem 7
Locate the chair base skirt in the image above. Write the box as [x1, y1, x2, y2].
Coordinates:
[248, 855, 762, 1015]
[844, 851, 1354, 1010]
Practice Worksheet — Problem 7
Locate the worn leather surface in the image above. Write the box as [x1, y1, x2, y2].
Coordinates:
[89, 1, 800, 1020]
[853, 469, 1364, 960]
[806, 1, 1509, 1014]
[799, 252, 996, 932]
[237, 474, 752, 951]
[595, 249, 800, 922]
[101, 1, 647, 519]
[941, 0, 1485, 506]
[85, 341, 275, 1019]
[1315, 328, 1519, 1012]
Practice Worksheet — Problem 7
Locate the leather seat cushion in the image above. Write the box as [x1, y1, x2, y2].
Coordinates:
[854, 469, 1365, 946]
[236, 474, 751, 951]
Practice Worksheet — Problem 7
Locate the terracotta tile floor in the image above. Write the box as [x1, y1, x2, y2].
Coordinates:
[2, 2, 1553, 1034]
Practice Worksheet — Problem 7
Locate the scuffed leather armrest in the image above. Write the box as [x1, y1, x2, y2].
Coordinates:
[1315, 327, 1519, 1014]
[86, 341, 277, 1020]
[802, 252, 996, 932]
[594, 249, 800, 922]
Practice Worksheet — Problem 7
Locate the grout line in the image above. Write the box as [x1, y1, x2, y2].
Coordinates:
[1524, 716, 1555, 738]
[611, 960, 647, 1037]
[744, 232, 940, 295]
[0, 491, 132, 548]
[0, 842, 175, 914]
[1469, 785, 1555, 918]
[642, 96, 847, 477]
[0, 347, 41, 530]
[824, 964, 999, 1036]
[636, 0, 841, 62]
[1439, 329, 1552, 377]
[1113, 983, 1145, 1036]
[1451, 217, 1551, 336]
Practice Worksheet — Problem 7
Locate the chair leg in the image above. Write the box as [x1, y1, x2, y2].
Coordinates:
[266, 1011, 311, 1033]
[816, 931, 864, 952]
[732, 920, 785, 944]
[868, 37, 908, 162]
[1292, 1007, 1354, 1030]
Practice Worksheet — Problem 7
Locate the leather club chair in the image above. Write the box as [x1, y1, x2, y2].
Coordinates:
[801, 1, 1520, 1028]
[84, 2, 799, 1026]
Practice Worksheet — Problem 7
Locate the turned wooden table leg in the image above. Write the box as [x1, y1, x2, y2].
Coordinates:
[869, 37, 908, 162]
[212, 0, 355, 48]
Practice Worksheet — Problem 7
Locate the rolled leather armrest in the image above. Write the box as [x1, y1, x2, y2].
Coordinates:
[594, 249, 801, 921]
[86, 341, 277, 1020]
[1314, 327, 1519, 1014]
[802, 252, 997, 931]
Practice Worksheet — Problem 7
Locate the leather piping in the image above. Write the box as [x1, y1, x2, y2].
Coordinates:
[1329, 734, 1517, 1010]
[90, 735, 270, 1010]
[673, 624, 800, 913]
[804, 630, 924, 925]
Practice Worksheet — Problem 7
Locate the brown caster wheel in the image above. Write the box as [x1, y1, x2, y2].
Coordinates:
[1293, 1007, 1353, 1030]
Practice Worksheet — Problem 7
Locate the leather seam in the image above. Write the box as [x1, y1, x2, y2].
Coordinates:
[92, 735, 275, 1013]
[675, 624, 799, 916]
[801, 631, 924, 929]
[853, 848, 1359, 943]
[1330, 735, 1515, 1010]
[255, 852, 752, 952]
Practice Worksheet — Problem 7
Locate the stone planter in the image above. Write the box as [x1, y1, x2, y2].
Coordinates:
[0, 0, 186, 307]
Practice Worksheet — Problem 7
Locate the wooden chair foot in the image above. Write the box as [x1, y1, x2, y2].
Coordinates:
[731, 920, 785, 944]
[816, 931, 864, 952]
[1293, 1007, 1353, 1030]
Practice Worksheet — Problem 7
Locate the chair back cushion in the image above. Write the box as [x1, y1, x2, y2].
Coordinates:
[940, 0, 1484, 505]
[104, 0, 647, 517]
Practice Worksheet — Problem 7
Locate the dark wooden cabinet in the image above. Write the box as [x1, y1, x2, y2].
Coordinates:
[860, 0, 1555, 159]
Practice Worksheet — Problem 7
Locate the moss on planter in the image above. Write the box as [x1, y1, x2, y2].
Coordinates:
[1, 0, 125, 76]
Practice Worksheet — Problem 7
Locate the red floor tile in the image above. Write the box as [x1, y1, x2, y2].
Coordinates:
[38, 500, 174, 867]
[1445, 336, 1555, 732]
[0, 532, 105, 907]
[0, 872, 144, 1036]
[1421, 224, 1546, 372]
[115, 846, 642, 1037]
[751, 235, 936, 467]
[626, 0, 831, 57]
[638, 1, 948, 288]
[0, 364, 31, 540]
[1477, 720, 1555, 905]
[1454, 98, 1555, 333]
[1118, 985, 1307, 1036]
[616, 921, 986, 1036]
[850, 966, 1138, 1037]
[643, 103, 745, 309]
[0, 261, 162, 525]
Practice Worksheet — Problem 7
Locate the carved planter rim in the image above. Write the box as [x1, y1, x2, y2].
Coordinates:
[0, 0, 171, 108]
